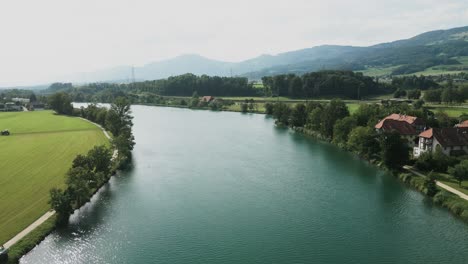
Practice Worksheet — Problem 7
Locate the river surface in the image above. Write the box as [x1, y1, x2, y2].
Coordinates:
[21, 106, 468, 264]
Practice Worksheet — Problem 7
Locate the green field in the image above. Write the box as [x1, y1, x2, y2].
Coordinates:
[425, 105, 468, 117]
[435, 173, 468, 196]
[0, 111, 109, 244]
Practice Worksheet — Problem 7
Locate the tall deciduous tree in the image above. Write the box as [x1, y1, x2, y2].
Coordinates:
[448, 160, 468, 187]
[380, 132, 409, 170]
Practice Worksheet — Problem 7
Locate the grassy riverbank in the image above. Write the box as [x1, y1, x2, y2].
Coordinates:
[0, 111, 109, 244]
[398, 173, 468, 222]
[5, 215, 57, 264]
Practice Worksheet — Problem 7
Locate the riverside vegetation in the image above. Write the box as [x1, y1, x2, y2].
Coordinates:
[264, 100, 468, 223]
[4, 95, 135, 263]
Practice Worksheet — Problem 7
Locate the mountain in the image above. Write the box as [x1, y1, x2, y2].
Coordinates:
[62, 26, 468, 83]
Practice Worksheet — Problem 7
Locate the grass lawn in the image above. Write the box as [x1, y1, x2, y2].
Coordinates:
[0, 111, 109, 244]
[425, 105, 468, 118]
[434, 173, 468, 196]
[346, 103, 360, 114]
[357, 65, 401, 77]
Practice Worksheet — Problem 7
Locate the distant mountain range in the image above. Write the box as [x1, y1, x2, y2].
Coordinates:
[63, 26, 468, 83]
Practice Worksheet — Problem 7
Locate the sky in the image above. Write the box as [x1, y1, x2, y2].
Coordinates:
[0, 0, 467, 86]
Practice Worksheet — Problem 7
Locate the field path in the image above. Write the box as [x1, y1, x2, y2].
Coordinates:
[3, 211, 55, 249]
[3, 117, 116, 250]
[403, 165, 468, 201]
[78, 118, 118, 159]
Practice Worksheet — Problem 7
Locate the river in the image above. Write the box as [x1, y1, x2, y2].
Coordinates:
[21, 105, 468, 263]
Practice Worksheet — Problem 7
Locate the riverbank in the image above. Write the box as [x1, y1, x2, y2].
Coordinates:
[2, 115, 119, 264]
[292, 126, 468, 224]
[398, 172, 468, 222]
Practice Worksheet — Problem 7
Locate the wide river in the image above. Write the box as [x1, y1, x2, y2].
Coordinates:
[22, 106, 468, 264]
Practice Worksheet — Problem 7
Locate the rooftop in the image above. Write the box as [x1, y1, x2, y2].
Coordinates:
[419, 127, 468, 147]
[378, 119, 417, 135]
[375, 113, 425, 130]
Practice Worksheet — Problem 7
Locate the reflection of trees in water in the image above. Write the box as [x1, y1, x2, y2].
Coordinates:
[56, 169, 134, 239]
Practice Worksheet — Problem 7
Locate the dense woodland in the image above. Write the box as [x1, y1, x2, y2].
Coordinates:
[261, 71, 389, 99]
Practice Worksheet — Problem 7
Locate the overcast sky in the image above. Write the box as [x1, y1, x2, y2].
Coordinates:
[0, 0, 467, 86]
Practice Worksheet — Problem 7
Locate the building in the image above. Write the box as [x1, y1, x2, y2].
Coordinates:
[455, 120, 468, 128]
[200, 96, 214, 103]
[413, 127, 468, 157]
[28, 102, 45, 111]
[5, 102, 22, 111]
[12, 97, 30, 104]
[375, 114, 426, 146]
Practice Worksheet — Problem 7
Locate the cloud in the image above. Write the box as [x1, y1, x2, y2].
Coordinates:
[0, 0, 467, 85]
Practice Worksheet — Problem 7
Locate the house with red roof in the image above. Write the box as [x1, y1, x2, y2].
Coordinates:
[200, 96, 214, 103]
[455, 120, 468, 128]
[413, 127, 468, 157]
[375, 114, 426, 146]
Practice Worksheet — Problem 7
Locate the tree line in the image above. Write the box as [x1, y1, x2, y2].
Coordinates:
[48, 95, 135, 224]
[261, 70, 388, 99]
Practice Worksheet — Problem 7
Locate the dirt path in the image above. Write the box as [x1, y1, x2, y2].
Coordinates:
[3, 211, 55, 249]
[403, 165, 468, 201]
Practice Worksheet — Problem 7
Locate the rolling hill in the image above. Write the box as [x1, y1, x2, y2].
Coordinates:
[62, 26, 468, 83]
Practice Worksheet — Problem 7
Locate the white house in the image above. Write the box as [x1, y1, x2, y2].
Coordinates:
[413, 127, 468, 157]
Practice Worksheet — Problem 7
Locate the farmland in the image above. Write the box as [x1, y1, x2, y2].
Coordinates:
[0, 111, 109, 244]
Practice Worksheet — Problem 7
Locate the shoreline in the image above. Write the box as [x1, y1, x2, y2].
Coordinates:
[3, 116, 118, 264]
[291, 126, 468, 224]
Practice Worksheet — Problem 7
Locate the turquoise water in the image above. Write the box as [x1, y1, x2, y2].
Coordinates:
[21, 106, 468, 263]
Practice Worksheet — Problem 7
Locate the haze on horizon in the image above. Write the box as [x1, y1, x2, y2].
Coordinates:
[0, 0, 467, 86]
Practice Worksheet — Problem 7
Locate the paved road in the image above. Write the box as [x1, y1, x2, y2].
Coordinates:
[403, 165, 468, 201]
[3, 117, 117, 249]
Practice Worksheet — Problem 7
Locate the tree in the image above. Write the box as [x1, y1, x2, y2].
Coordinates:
[265, 103, 274, 115]
[113, 128, 135, 168]
[190, 91, 199, 107]
[272, 103, 291, 125]
[353, 103, 381, 126]
[332, 116, 357, 146]
[66, 167, 91, 206]
[448, 160, 468, 187]
[424, 172, 438, 197]
[307, 108, 323, 131]
[48, 92, 73, 115]
[380, 132, 409, 170]
[413, 99, 425, 109]
[424, 89, 442, 103]
[393, 89, 406, 98]
[240, 103, 248, 113]
[290, 103, 307, 127]
[87, 145, 112, 175]
[49, 188, 73, 225]
[72, 154, 91, 170]
[320, 99, 349, 138]
[105, 97, 133, 137]
[434, 111, 453, 128]
[347, 126, 380, 159]
[29, 93, 37, 103]
[289, 76, 303, 97]
[407, 89, 421, 99]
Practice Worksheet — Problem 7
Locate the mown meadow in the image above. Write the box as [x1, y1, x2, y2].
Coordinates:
[0, 111, 109, 244]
